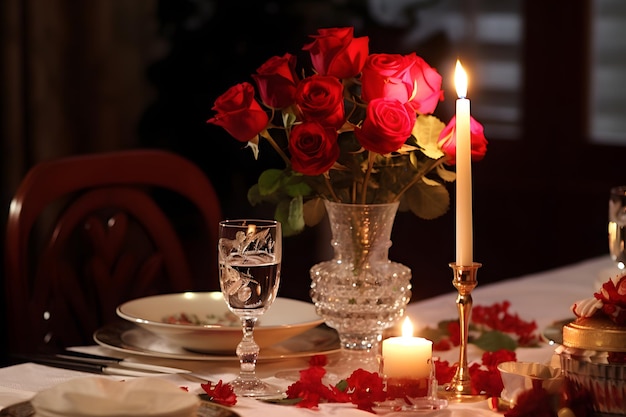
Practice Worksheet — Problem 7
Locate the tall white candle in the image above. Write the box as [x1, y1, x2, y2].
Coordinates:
[382, 317, 432, 379]
[455, 60, 473, 266]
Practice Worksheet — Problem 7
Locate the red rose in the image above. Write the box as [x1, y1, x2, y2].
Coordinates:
[407, 53, 445, 114]
[295, 75, 345, 130]
[361, 53, 444, 114]
[302, 27, 369, 79]
[252, 53, 299, 109]
[354, 98, 415, 155]
[289, 122, 339, 176]
[437, 115, 488, 165]
[207, 82, 269, 142]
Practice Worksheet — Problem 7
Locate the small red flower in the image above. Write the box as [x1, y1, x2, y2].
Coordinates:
[434, 359, 457, 384]
[595, 275, 626, 325]
[469, 350, 517, 398]
[286, 360, 333, 409]
[470, 363, 504, 398]
[345, 369, 386, 412]
[200, 380, 237, 406]
[472, 301, 539, 346]
[481, 349, 517, 368]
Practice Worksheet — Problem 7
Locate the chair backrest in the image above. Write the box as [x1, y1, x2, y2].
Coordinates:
[4, 149, 223, 356]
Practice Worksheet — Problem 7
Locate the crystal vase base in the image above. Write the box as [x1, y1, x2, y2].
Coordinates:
[309, 201, 412, 381]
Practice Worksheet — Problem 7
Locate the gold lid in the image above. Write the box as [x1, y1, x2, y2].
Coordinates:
[562, 316, 626, 352]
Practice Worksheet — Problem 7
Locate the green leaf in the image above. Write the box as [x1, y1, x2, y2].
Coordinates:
[436, 163, 456, 182]
[437, 319, 458, 332]
[275, 198, 305, 237]
[405, 182, 450, 220]
[302, 198, 326, 227]
[287, 196, 305, 230]
[283, 174, 313, 198]
[247, 184, 262, 206]
[259, 397, 303, 405]
[335, 379, 348, 392]
[472, 331, 518, 352]
[257, 169, 283, 196]
[412, 115, 445, 160]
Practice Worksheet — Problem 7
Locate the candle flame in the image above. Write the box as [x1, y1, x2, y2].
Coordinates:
[401, 317, 414, 338]
[455, 60, 468, 99]
[246, 224, 256, 235]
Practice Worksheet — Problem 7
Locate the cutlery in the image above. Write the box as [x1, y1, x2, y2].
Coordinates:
[56, 350, 192, 374]
[16, 354, 175, 377]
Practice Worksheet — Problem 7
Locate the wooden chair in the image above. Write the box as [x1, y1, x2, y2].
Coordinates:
[4, 149, 223, 356]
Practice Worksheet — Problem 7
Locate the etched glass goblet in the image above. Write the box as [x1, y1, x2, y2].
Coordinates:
[218, 219, 282, 397]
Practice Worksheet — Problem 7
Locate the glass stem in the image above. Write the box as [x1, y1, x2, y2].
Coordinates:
[236, 317, 259, 379]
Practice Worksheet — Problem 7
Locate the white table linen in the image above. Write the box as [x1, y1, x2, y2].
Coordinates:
[0, 255, 615, 416]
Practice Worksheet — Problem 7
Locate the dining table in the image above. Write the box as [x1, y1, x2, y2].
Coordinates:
[0, 255, 616, 417]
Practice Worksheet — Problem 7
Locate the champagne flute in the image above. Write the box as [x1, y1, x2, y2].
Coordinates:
[608, 186, 626, 269]
[218, 219, 282, 397]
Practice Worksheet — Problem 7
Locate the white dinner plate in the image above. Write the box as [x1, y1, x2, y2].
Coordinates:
[116, 292, 325, 353]
[93, 321, 340, 361]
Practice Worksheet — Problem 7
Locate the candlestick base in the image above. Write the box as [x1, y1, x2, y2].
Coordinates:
[443, 262, 483, 402]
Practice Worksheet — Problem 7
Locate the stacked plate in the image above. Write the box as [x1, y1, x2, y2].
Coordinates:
[108, 292, 332, 358]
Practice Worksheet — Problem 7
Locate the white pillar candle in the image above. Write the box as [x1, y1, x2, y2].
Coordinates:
[382, 318, 432, 379]
[454, 60, 473, 266]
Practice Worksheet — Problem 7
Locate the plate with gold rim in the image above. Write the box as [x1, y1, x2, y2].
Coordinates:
[94, 320, 340, 361]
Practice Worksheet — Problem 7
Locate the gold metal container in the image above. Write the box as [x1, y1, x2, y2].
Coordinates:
[563, 316, 626, 352]
[559, 315, 626, 416]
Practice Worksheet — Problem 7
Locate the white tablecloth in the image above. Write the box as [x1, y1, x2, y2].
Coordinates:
[0, 255, 616, 416]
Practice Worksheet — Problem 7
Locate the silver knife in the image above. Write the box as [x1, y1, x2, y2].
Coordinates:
[20, 355, 181, 377]
[56, 351, 191, 374]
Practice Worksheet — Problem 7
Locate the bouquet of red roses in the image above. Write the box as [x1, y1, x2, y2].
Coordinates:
[208, 27, 487, 235]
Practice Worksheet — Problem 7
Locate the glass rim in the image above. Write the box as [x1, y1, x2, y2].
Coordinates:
[219, 219, 280, 228]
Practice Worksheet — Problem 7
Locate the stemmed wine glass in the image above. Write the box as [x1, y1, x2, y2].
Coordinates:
[608, 186, 626, 270]
[218, 219, 282, 397]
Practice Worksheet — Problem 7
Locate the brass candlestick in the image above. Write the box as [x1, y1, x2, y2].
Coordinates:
[444, 262, 482, 401]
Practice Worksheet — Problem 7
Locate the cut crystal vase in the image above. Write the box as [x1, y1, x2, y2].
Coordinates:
[310, 200, 412, 378]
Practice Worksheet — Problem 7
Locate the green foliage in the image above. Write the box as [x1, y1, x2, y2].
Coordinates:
[471, 331, 519, 352]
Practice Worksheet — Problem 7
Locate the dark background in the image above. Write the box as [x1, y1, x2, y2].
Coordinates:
[1, 0, 624, 362]
[132, 0, 623, 301]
